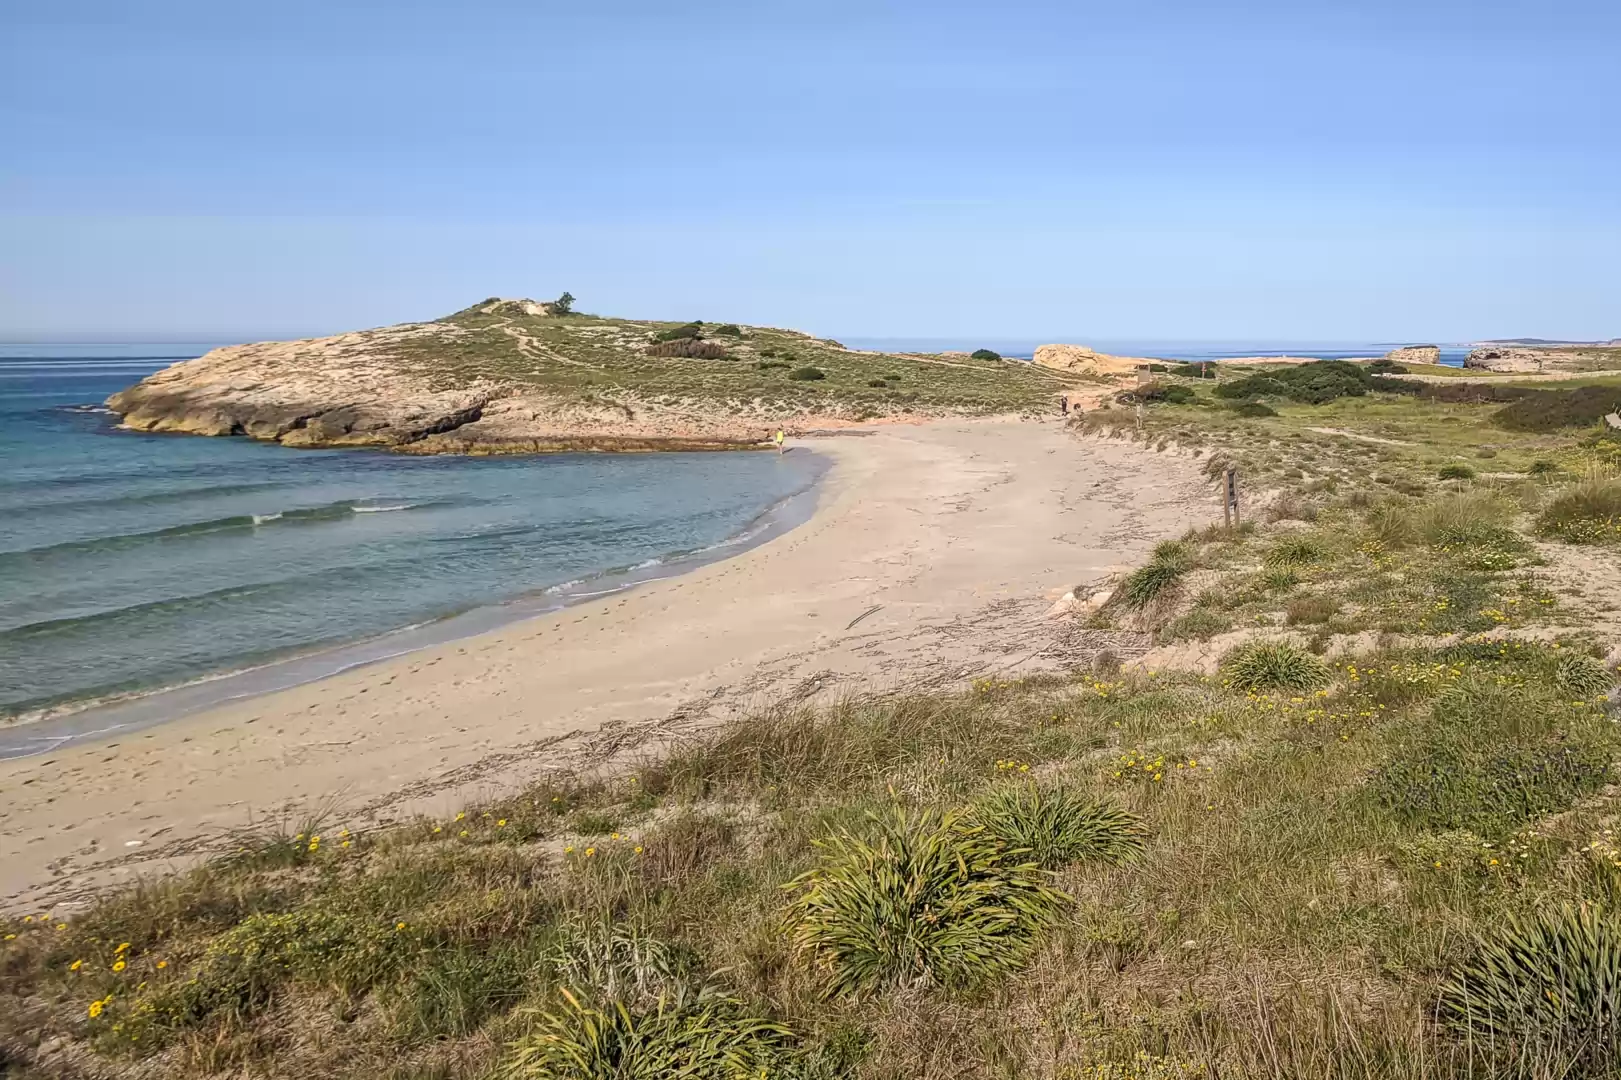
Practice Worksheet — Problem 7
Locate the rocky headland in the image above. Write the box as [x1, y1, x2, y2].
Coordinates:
[106, 299, 1071, 453]
[1465, 341, 1621, 374]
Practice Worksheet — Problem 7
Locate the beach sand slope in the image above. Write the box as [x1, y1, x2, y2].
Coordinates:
[0, 419, 1210, 911]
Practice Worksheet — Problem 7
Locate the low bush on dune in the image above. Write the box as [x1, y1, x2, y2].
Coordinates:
[1212, 360, 1401, 405]
[1412, 489, 1513, 545]
[1492, 384, 1621, 432]
[501, 988, 792, 1080]
[970, 784, 1144, 870]
[646, 338, 729, 359]
[1536, 469, 1621, 544]
[1227, 399, 1277, 417]
[1222, 640, 1330, 693]
[1439, 904, 1621, 1078]
[652, 321, 704, 343]
[785, 806, 1066, 996]
[788, 366, 826, 381]
[970, 348, 1001, 361]
[1264, 535, 1328, 570]
[1437, 462, 1476, 480]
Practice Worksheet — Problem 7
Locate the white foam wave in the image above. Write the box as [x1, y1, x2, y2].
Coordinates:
[354, 503, 414, 513]
[251, 512, 283, 525]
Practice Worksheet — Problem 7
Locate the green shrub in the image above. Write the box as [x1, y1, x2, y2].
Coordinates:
[646, 339, 729, 360]
[1492, 385, 1621, 432]
[788, 367, 826, 382]
[1438, 463, 1476, 481]
[711, 324, 743, 338]
[866, 378, 888, 388]
[785, 806, 1065, 996]
[1368, 358, 1408, 375]
[970, 348, 1001, 361]
[1168, 362, 1216, 379]
[501, 988, 791, 1080]
[1264, 536, 1327, 570]
[653, 322, 704, 343]
[1133, 382, 1195, 405]
[971, 784, 1144, 869]
[1438, 904, 1621, 1077]
[1536, 470, 1621, 544]
[756, 360, 790, 371]
[1211, 361, 1388, 405]
[1529, 459, 1561, 476]
[1228, 400, 1278, 417]
[1222, 641, 1330, 693]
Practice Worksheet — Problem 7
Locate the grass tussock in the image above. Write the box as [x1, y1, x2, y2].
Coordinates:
[1536, 469, 1621, 544]
[1222, 640, 1331, 693]
[1439, 903, 1621, 1078]
[785, 806, 1067, 996]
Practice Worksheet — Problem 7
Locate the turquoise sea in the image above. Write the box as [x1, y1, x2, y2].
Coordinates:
[0, 346, 822, 736]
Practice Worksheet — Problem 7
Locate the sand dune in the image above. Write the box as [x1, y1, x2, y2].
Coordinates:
[0, 419, 1211, 912]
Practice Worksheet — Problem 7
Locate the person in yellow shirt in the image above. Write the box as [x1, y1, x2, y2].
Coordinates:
[773, 428, 785, 454]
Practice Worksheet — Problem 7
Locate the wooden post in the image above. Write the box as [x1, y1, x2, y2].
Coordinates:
[1224, 467, 1240, 526]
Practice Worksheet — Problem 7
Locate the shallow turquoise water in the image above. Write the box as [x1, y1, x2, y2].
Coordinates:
[0, 346, 820, 721]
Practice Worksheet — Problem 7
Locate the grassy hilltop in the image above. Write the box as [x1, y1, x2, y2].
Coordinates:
[106, 298, 1073, 452]
[13, 360, 1621, 1079]
[401, 299, 1070, 418]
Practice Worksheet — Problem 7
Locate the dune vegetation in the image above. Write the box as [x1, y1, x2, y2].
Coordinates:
[6, 361, 1621, 1079]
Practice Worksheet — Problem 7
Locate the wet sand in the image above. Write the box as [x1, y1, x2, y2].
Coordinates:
[0, 419, 1212, 912]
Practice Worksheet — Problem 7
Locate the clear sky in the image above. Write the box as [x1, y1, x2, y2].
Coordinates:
[3, 0, 1617, 343]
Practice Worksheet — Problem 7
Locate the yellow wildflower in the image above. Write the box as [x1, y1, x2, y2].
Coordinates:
[112, 960, 126, 973]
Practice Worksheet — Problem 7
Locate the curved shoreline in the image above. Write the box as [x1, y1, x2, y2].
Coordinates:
[0, 451, 830, 759]
[0, 420, 1215, 912]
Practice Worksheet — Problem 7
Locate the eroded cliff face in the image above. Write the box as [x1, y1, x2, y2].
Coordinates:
[1032, 344, 1151, 378]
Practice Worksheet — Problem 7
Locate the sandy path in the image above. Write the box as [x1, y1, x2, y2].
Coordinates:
[0, 420, 1212, 912]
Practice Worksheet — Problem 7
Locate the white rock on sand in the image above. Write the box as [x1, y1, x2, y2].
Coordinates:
[0, 419, 1212, 912]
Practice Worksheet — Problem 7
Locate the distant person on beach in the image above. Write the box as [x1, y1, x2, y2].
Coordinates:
[774, 428, 785, 453]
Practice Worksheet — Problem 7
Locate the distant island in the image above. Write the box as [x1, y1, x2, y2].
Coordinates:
[106, 297, 1074, 453]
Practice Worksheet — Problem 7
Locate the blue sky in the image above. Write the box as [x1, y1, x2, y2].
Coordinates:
[3, 0, 1617, 343]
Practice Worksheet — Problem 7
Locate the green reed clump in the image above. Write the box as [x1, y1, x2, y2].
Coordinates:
[1264, 536, 1328, 570]
[970, 784, 1145, 870]
[1222, 641, 1330, 693]
[501, 988, 792, 1080]
[1439, 903, 1621, 1079]
[785, 806, 1065, 996]
[1116, 541, 1192, 610]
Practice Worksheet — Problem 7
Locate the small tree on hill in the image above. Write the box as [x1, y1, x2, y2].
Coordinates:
[971, 348, 1001, 361]
[551, 292, 575, 315]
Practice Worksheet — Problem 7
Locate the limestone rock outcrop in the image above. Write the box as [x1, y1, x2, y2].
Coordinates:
[1382, 345, 1440, 365]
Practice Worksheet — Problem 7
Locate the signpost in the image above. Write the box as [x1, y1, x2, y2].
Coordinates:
[1223, 467, 1240, 527]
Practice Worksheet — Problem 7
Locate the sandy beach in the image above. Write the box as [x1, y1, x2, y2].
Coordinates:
[0, 419, 1211, 913]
